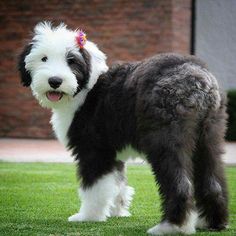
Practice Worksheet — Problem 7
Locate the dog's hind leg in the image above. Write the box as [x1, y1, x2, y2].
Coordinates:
[193, 103, 228, 230]
[147, 148, 197, 235]
[110, 161, 135, 217]
[144, 125, 198, 235]
[68, 150, 123, 222]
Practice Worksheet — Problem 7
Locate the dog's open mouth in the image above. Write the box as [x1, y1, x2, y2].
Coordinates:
[46, 91, 64, 102]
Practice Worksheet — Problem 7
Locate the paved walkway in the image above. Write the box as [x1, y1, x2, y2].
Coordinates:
[0, 138, 235, 165]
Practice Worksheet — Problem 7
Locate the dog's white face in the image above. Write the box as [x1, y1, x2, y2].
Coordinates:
[18, 22, 108, 109]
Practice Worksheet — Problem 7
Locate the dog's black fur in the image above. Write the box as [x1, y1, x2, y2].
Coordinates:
[18, 44, 33, 86]
[67, 48, 91, 95]
[18, 47, 228, 230]
[66, 54, 228, 229]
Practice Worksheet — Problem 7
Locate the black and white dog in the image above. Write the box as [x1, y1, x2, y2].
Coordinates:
[18, 22, 228, 235]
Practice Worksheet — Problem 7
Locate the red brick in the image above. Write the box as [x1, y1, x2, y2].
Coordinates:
[0, 0, 191, 138]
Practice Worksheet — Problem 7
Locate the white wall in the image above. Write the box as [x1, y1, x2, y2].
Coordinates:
[195, 0, 236, 90]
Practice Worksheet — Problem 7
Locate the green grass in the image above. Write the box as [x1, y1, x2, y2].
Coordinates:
[0, 162, 235, 236]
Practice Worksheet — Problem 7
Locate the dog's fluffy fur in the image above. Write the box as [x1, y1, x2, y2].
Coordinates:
[18, 22, 228, 235]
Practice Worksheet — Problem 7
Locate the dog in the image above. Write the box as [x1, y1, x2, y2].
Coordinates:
[18, 22, 228, 235]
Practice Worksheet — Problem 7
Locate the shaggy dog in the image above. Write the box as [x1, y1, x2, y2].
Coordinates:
[18, 22, 228, 235]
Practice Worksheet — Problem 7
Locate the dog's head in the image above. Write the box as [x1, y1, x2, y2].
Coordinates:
[18, 22, 108, 108]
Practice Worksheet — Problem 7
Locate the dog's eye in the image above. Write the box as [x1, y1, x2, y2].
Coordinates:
[41, 56, 48, 62]
[67, 58, 76, 65]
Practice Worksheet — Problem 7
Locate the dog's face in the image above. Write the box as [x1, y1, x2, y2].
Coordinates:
[18, 22, 108, 109]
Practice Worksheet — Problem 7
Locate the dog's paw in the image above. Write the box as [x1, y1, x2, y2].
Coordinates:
[196, 216, 208, 229]
[68, 212, 107, 222]
[119, 209, 131, 217]
[68, 213, 83, 222]
[147, 222, 179, 235]
[110, 209, 131, 217]
[147, 221, 196, 235]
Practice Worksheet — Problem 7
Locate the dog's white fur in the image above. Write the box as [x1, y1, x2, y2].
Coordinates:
[69, 171, 120, 222]
[68, 171, 134, 222]
[50, 89, 88, 146]
[110, 184, 135, 217]
[148, 211, 198, 235]
[195, 216, 208, 229]
[25, 22, 108, 146]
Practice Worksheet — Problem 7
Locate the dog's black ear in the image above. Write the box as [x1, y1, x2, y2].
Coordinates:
[18, 44, 33, 87]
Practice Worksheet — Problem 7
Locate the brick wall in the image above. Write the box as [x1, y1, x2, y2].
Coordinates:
[0, 0, 192, 138]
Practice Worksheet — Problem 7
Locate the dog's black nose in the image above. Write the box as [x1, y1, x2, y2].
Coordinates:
[48, 77, 63, 89]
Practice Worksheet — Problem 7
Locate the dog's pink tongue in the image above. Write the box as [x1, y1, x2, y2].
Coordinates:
[46, 92, 62, 102]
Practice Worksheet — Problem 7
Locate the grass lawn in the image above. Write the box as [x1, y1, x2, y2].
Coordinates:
[0, 162, 235, 236]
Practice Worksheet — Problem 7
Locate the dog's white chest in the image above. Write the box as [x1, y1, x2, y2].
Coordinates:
[51, 111, 74, 147]
[50, 90, 89, 147]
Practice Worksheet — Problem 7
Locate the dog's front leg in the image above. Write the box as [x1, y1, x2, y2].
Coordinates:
[68, 150, 119, 222]
[68, 172, 119, 222]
